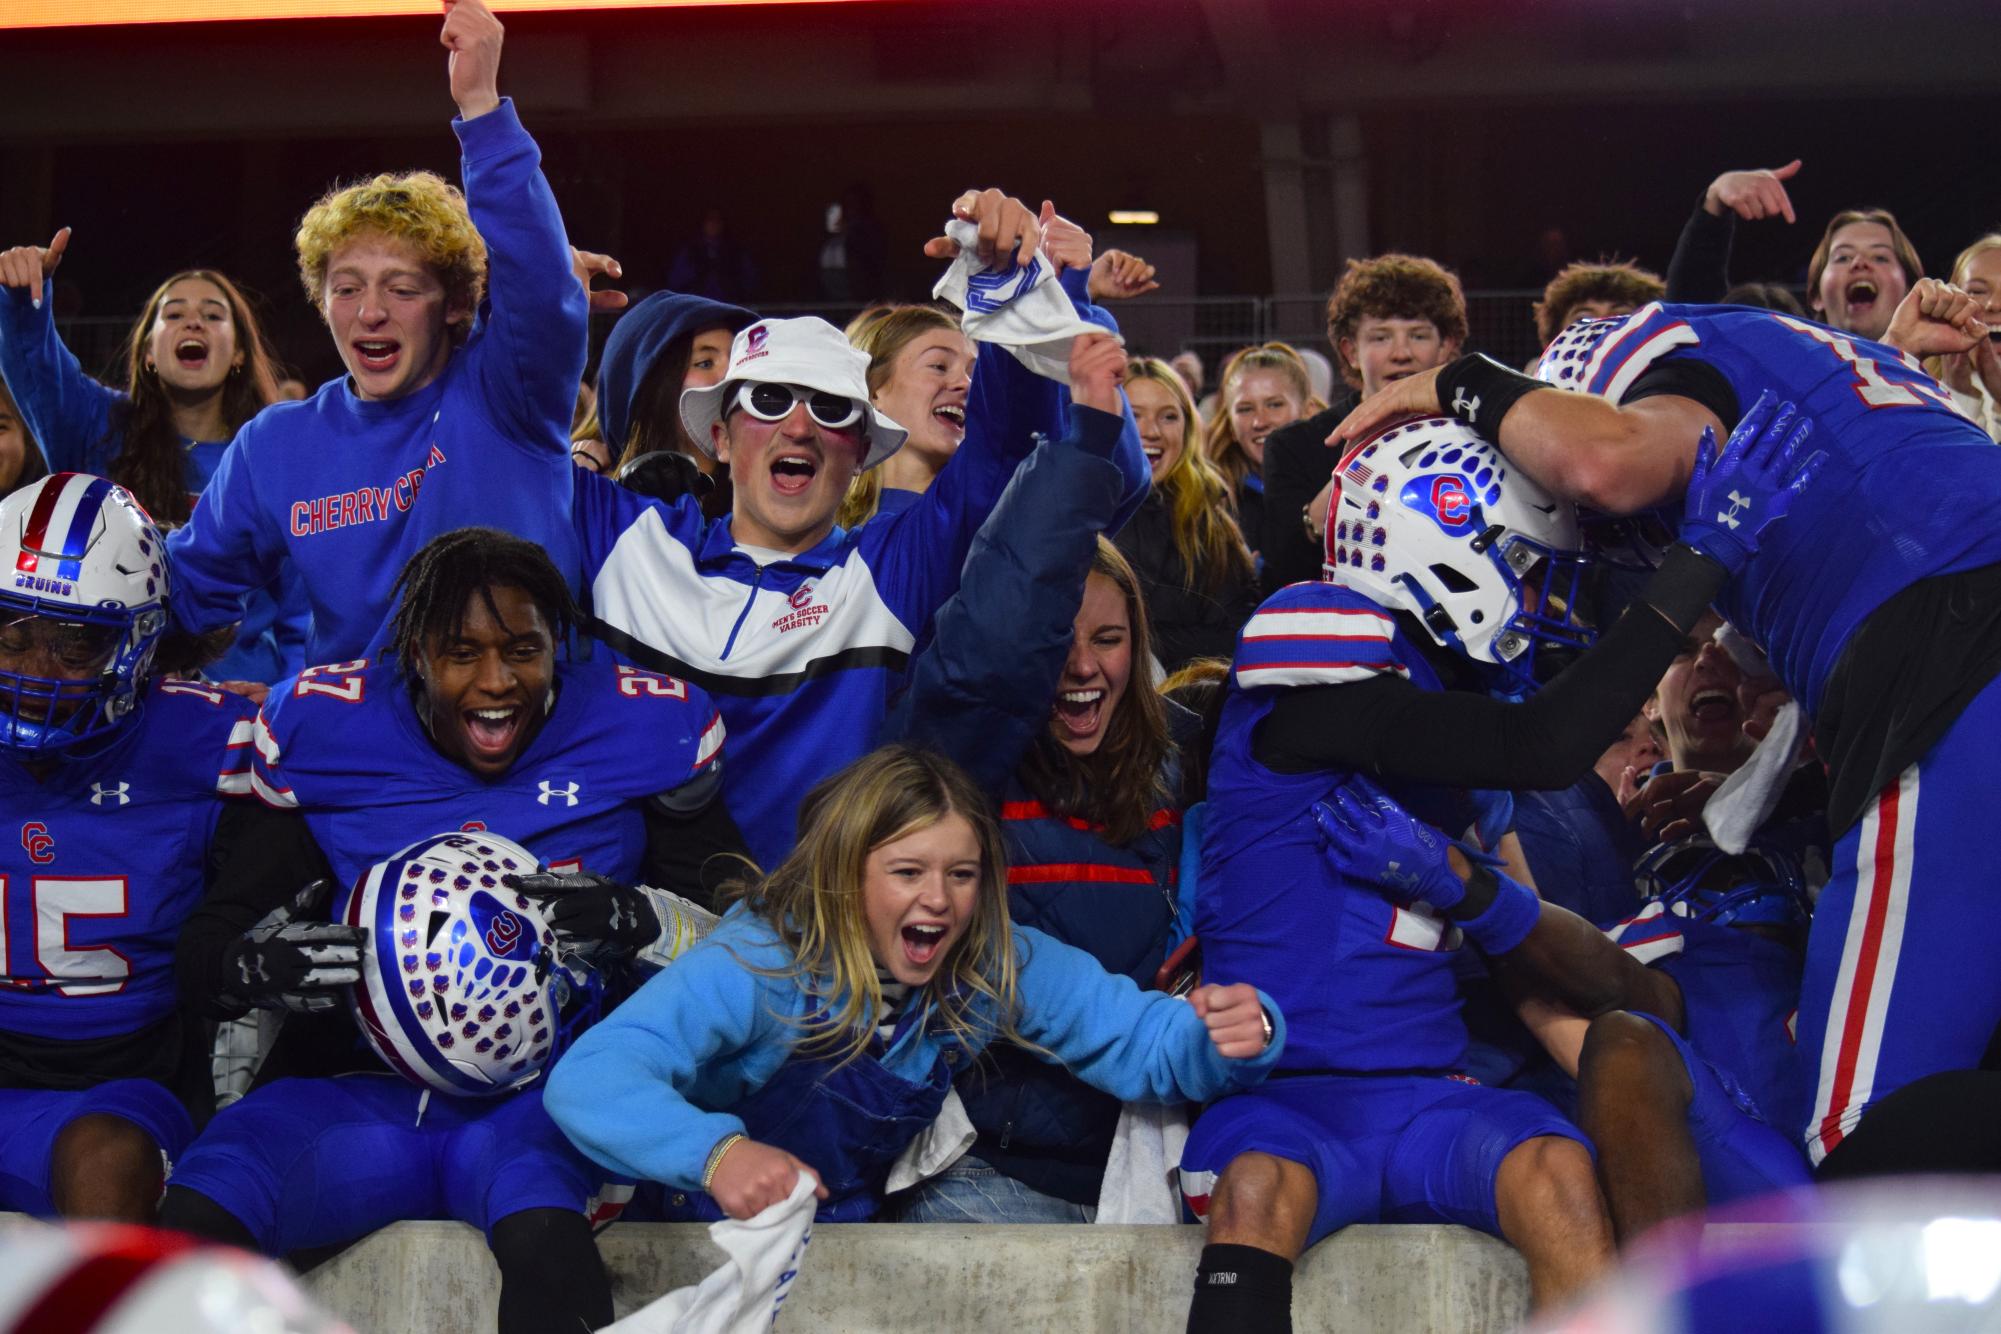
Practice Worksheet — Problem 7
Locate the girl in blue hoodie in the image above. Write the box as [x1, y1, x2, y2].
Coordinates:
[546, 744, 1283, 1222]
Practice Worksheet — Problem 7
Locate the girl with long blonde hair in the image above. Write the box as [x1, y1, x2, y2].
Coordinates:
[546, 744, 1281, 1223]
[1115, 357, 1260, 671]
[836, 304, 974, 528]
[1202, 342, 1314, 570]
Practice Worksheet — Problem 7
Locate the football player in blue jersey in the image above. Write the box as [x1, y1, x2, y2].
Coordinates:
[1332, 279, 2001, 1176]
[160, 528, 735, 1334]
[0, 473, 259, 1222]
[1320, 782, 1813, 1245]
[1179, 401, 1819, 1332]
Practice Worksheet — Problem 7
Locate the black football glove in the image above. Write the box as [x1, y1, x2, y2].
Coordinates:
[504, 870, 661, 962]
[220, 879, 368, 1014]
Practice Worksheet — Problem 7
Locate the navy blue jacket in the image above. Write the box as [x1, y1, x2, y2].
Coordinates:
[887, 393, 1174, 1204]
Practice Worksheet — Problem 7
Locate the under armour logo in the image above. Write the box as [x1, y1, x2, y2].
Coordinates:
[537, 781, 581, 807]
[1716, 489, 1750, 530]
[89, 782, 130, 807]
[1450, 387, 1481, 421]
[1382, 860, 1422, 894]
[236, 953, 271, 987]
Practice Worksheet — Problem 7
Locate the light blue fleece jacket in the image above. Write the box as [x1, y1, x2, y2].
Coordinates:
[544, 903, 1285, 1190]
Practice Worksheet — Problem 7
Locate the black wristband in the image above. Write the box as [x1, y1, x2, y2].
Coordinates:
[1434, 354, 1549, 435]
[1641, 543, 1729, 636]
[1450, 859, 1502, 922]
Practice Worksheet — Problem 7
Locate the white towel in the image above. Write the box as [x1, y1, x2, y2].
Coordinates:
[930, 219, 1114, 384]
[1094, 1101, 1191, 1224]
[884, 1087, 976, 1194]
[601, 1174, 817, 1334]
[1703, 699, 1805, 854]
[1702, 622, 1804, 855]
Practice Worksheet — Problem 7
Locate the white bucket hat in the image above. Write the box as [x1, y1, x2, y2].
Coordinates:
[680, 317, 909, 471]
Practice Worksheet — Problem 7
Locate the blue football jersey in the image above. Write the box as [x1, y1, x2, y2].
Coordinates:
[1198, 582, 1483, 1072]
[250, 654, 723, 886]
[0, 680, 256, 1040]
[1609, 904, 1807, 1137]
[1561, 302, 2001, 714]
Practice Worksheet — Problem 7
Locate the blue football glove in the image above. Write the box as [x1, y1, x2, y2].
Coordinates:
[1676, 389, 1825, 575]
[1311, 776, 1482, 912]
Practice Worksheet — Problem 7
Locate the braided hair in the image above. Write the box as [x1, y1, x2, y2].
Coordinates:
[385, 527, 576, 674]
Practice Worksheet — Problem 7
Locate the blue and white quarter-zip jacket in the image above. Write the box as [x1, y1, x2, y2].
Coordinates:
[575, 348, 1147, 869]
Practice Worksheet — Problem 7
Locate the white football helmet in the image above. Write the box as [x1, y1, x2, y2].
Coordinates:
[1325, 415, 1593, 693]
[0, 473, 167, 753]
[342, 831, 565, 1099]
[0, 1221, 351, 1333]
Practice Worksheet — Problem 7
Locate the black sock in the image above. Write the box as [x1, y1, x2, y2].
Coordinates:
[157, 1185, 260, 1251]
[1187, 1242, 1293, 1334]
[1817, 1069, 2001, 1180]
[489, 1207, 612, 1334]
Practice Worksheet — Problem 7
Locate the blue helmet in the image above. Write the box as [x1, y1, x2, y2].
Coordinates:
[1634, 836, 1812, 931]
[0, 474, 168, 755]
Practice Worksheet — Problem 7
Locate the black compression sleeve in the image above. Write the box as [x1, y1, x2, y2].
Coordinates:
[1625, 358, 1741, 429]
[640, 791, 753, 912]
[1664, 195, 1734, 304]
[180, 801, 335, 1020]
[1252, 546, 1724, 790]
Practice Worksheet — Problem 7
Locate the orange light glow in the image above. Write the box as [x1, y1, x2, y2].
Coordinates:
[1, 0, 867, 30]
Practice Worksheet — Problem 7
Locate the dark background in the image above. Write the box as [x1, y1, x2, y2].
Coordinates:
[2, 0, 1993, 380]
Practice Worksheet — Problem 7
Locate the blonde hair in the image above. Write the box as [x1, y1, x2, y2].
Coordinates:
[1951, 234, 2001, 288]
[730, 745, 1024, 1068]
[837, 305, 962, 529]
[1127, 358, 1253, 594]
[1203, 342, 1312, 495]
[295, 171, 487, 321]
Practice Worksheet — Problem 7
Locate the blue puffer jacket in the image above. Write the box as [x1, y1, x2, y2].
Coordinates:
[965, 722, 1191, 1203]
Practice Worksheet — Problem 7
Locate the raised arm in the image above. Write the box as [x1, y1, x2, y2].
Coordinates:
[445, 0, 589, 452]
[882, 336, 1130, 798]
[0, 229, 123, 473]
[163, 429, 290, 637]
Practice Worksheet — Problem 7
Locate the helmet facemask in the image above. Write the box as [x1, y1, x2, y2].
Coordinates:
[0, 476, 168, 756]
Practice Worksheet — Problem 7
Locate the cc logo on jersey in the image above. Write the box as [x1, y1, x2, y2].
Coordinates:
[20, 822, 54, 864]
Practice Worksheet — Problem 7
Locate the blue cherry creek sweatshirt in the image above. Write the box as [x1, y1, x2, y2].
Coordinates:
[544, 903, 1285, 1215]
[163, 99, 587, 666]
[0, 292, 310, 684]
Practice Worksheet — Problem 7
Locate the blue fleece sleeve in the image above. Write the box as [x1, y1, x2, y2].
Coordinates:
[454, 100, 588, 458]
[0, 283, 122, 474]
[1010, 925, 1284, 1102]
[881, 402, 1127, 798]
[544, 931, 790, 1188]
[164, 430, 287, 637]
[855, 338, 1046, 632]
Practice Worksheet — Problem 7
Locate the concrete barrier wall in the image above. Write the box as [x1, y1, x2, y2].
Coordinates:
[300, 1219, 1532, 1333]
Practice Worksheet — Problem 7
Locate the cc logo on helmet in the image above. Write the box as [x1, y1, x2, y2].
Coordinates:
[1429, 476, 1472, 527]
[485, 910, 524, 956]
